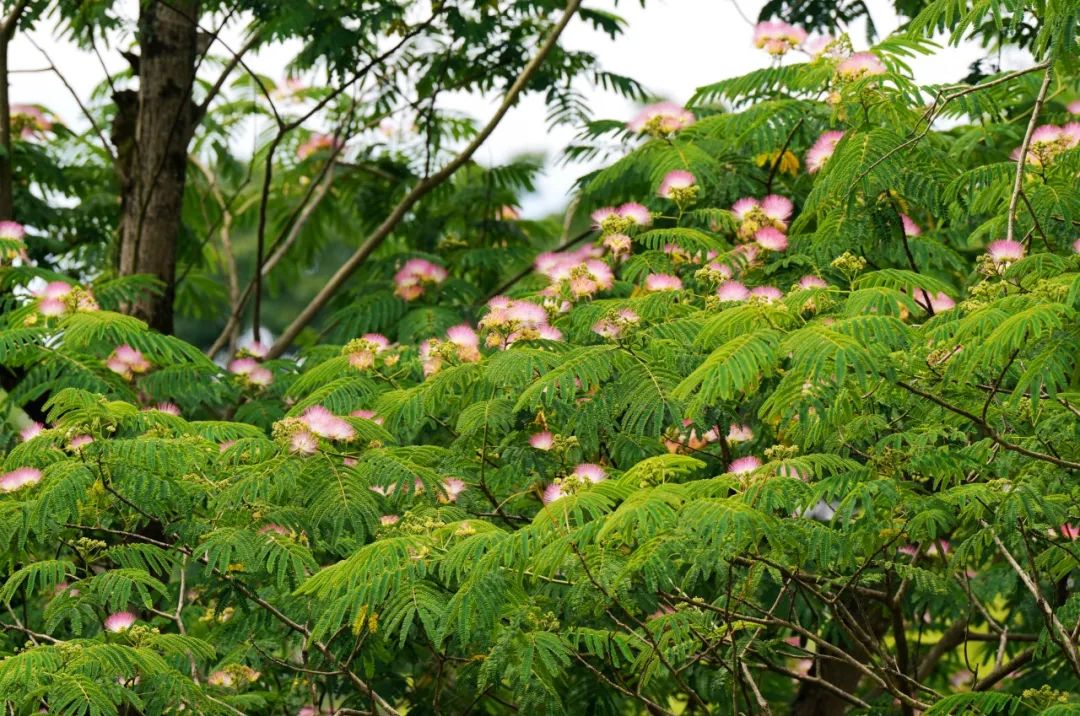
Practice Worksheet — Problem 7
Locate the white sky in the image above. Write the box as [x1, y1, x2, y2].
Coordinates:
[9, 0, 1025, 218]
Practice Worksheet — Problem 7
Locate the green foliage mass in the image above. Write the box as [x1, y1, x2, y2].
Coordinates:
[3, 1, 1080, 714]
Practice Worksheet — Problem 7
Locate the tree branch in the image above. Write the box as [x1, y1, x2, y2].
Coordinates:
[266, 0, 585, 359]
[1006, 66, 1052, 245]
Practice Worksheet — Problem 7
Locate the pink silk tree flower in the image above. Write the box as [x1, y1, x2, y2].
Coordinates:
[300, 406, 355, 441]
[914, 291, 955, 313]
[350, 409, 384, 425]
[289, 430, 318, 455]
[805, 130, 844, 173]
[591, 206, 619, 229]
[529, 432, 554, 450]
[541, 483, 564, 504]
[728, 456, 762, 474]
[987, 239, 1024, 266]
[572, 463, 607, 483]
[731, 197, 760, 221]
[836, 52, 886, 79]
[754, 226, 788, 251]
[900, 213, 922, 236]
[0, 220, 25, 240]
[627, 102, 695, 135]
[798, 275, 828, 290]
[603, 233, 632, 259]
[727, 424, 754, 442]
[104, 611, 136, 632]
[618, 202, 652, 228]
[644, 273, 683, 291]
[441, 478, 467, 502]
[751, 286, 783, 302]
[1069, 100, 1080, 115]
[760, 195, 794, 225]
[658, 170, 696, 199]
[19, 422, 44, 442]
[1060, 524, 1080, 540]
[0, 467, 42, 492]
[716, 280, 750, 302]
[68, 435, 93, 450]
[752, 21, 807, 55]
[380, 514, 400, 526]
[1073, 238, 1080, 254]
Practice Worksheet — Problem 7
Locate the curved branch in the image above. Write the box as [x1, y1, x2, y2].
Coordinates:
[266, 0, 585, 359]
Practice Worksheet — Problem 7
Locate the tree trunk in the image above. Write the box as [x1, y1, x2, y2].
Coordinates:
[1, 32, 14, 220]
[115, 0, 200, 335]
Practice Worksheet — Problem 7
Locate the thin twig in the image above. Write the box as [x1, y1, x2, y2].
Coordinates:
[1006, 66, 1052, 245]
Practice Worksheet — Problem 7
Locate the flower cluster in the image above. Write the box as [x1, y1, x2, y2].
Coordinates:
[420, 324, 481, 376]
[753, 21, 807, 55]
[344, 333, 397, 370]
[542, 463, 607, 504]
[664, 419, 720, 453]
[591, 203, 653, 234]
[731, 194, 794, 253]
[276, 406, 356, 454]
[657, 170, 699, 207]
[479, 297, 562, 347]
[592, 308, 640, 339]
[835, 51, 886, 80]
[627, 102, 695, 137]
[31, 281, 98, 317]
[228, 356, 273, 387]
[534, 246, 614, 301]
[1012, 123, 1080, 165]
[106, 345, 151, 381]
[1, 467, 42, 493]
[10, 104, 53, 139]
[805, 130, 844, 173]
[393, 258, 448, 301]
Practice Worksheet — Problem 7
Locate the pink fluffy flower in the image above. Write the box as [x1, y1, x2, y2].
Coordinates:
[805, 130, 844, 173]
[591, 206, 619, 229]
[69, 435, 93, 450]
[644, 273, 683, 291]
[900, 214, 921, 236]
[1073, 238, 1080, 254]
[541, 483, 564, 504]
[837, 52, 886, 79]
[393, 258, 447, 301]
[914, 291, 955, 313]
[731, 197, 760, 221]
[658, 170, 696, 199]
[618, 203, 652, 228]
[1069, 100, 1080, 115]
[627, 102, 695, 135]
[441, 478, 467, 502]
[572, 463, 607, 483]
[104, 611, 136, 632]
[716, 280, 750, 302]
[19, 422, 44, 442]
[300, 406, 355, 441]
[728, 456, 762, 474]
[290, 430, 318, 455]
[755, 226, 788, 251]
[34, 281, 73, 317]
[798, 275, 828, 289]
[592, 308, 640, 339]
[447, 324, 482, 362]
[751, 286, 783, 302]
[0, 220, 24, 241]
[380, 514, 400, 526]
[727, 424, 754, 442]
[761, 195, 794, 225]
[347, 333, 391, 370]
[229, 357, 273, 386]
[1060, 524, 1080, 540]
[753, 21, 807, 55]
[350, 409, 384, 425]
[603, 233, 632, 259]
[529, 431, 555, 450]
[298, 708, 321, 716]
[106, 345, 151, 380]
[152, 402, 181, 416]
[0, 467, 42, 492]
[987, 239, 1024, 266]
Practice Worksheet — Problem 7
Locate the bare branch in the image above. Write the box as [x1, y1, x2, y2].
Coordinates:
[267, 0, 586, 358]
[1006, 66, 1053, 245]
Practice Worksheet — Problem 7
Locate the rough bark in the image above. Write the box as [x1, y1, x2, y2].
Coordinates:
[115, 0, 200, 334]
